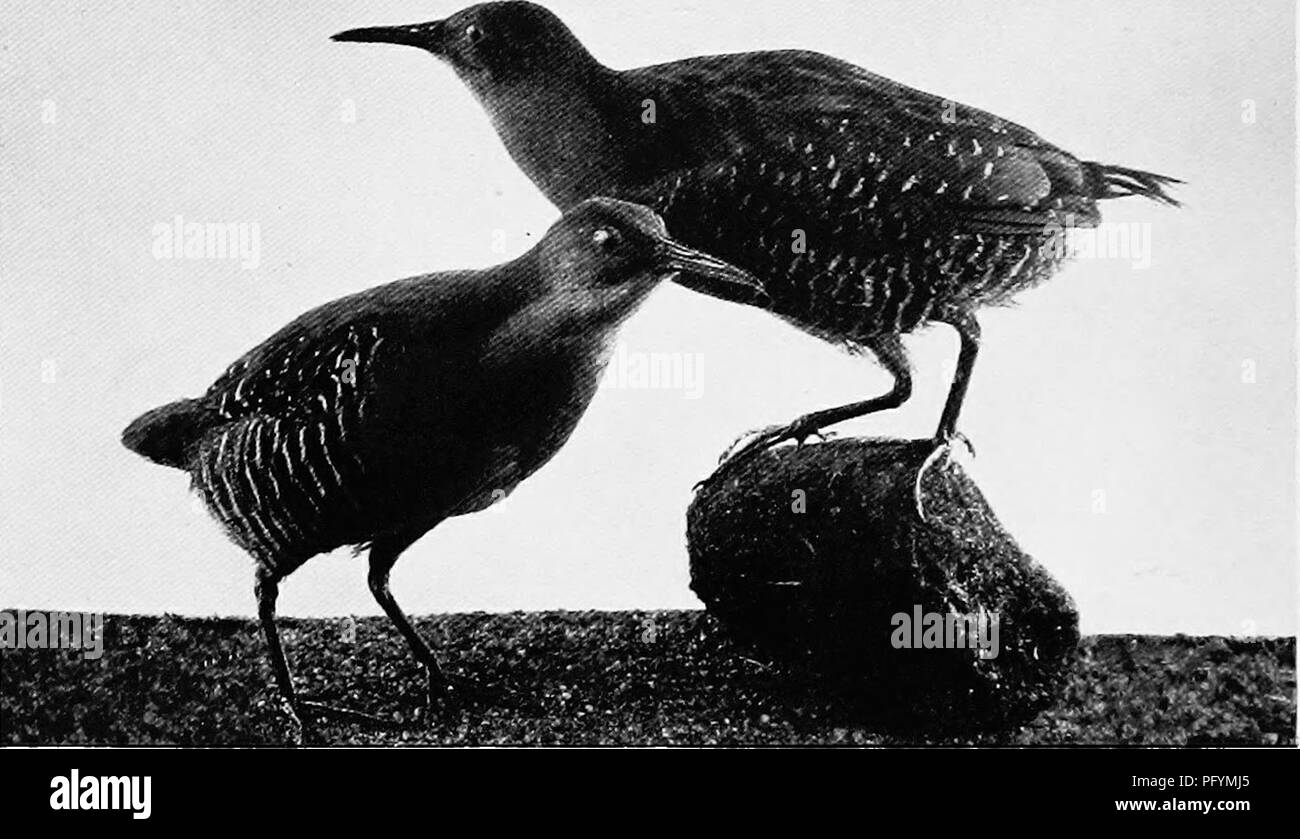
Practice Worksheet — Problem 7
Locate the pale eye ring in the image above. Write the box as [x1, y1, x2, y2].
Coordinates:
[591, 227, 620, 248]
[465, 24, 483, 43]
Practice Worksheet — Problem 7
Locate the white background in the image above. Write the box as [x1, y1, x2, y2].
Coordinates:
[1, 0, 1294, 635]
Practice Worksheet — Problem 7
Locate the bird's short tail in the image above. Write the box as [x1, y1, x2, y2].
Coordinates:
[121, 398, 215, 470]
[1087, 163, 1183, 207]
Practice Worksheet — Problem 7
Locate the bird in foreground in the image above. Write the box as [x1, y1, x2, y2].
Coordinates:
[334, 2, 1182, 503]
[122, 197, 761, 733]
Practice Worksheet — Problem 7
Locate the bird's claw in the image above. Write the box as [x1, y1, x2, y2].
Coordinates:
[278, 697, 317, 745]
[696, 418, 832, 491]
[718, 420, 831, 466]
[912, 431, 976, 521]
[950, 431, 976, 459]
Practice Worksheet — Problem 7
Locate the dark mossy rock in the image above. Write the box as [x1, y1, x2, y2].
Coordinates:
[688, 437, 1079, 730]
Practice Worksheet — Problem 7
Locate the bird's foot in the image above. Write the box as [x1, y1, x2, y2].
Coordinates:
[420, 668, 492, 723]
[720, 417, 833, 464]
[299, 699, 393, 728]
[695, 417, 832, 491]
[912, 431, 976, 521]
[275, 696, 323, 746]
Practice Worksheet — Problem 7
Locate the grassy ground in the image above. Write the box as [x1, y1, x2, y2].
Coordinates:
[2, 610, 1294, 746]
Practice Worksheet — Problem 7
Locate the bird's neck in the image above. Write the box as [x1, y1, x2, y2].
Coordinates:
[471, 66, 652, 209]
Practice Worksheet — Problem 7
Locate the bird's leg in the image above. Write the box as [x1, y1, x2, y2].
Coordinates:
[255, 565, 389, 740]
[706, 335, 913, 484]
[914, 314, 982, 520]
[933, 314, 981, 445]
[255, 565, 316, 743]
[367, 539, 455, 716]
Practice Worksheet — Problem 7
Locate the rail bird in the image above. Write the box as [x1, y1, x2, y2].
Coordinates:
[122, 197, 760, 732]
[334, 2, 1181, 497]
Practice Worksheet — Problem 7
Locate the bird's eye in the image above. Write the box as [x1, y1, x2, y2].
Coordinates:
[465, 24, 483, 44]
[591, 227, 620, 249]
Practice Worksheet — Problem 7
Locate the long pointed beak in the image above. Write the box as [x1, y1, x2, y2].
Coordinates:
[657, 240, 768, 304]
[331, 20, 445, 51]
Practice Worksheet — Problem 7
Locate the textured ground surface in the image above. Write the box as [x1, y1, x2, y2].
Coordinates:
[1, 610, 1294, 746]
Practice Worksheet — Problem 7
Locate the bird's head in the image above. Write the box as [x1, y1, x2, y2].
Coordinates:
[538, 198, 765, 324]
[333, 2, 595, 89]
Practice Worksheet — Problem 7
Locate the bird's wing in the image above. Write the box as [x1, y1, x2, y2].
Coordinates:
[193, 311, 410, 560]
[204, 314, 399, 429]
[190, 272, 533, 561]
[628, 50, 1101, 233]
[201, 270, 529, 429]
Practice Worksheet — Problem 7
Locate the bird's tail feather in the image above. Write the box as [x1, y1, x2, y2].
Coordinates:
[121, 398, 215, 470]
[1088, 163, 1183, 207]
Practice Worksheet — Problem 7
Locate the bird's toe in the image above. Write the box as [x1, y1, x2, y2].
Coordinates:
[912, 431, 976, 521]
[696, 418, 832, 491]
[419, 666, 480, 719]
[276, 697, 321, 745]
[717, 423, 785, 465]
[719, 417, 829, 466]
[299, 699, 393, 729]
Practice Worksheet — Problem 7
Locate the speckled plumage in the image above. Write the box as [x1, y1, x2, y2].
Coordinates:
[135, 272, 552, 579]
[196, 322, 383, 572]
[335, 2, 1181, 455]
[123, 198, 759, 731]
[621, 49, 1131, 342]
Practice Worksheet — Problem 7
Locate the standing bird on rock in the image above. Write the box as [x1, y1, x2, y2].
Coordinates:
[122, 198, 761, 732]
[334, 2, 1181, 492]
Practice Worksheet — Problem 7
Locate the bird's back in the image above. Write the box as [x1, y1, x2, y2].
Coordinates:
[626, 50, 1095, 205]
[123, 268, 541, 572]
[123, 255, 640, 572]
[481, 48, 1173, 347]
[611, 52, 1114, 339]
